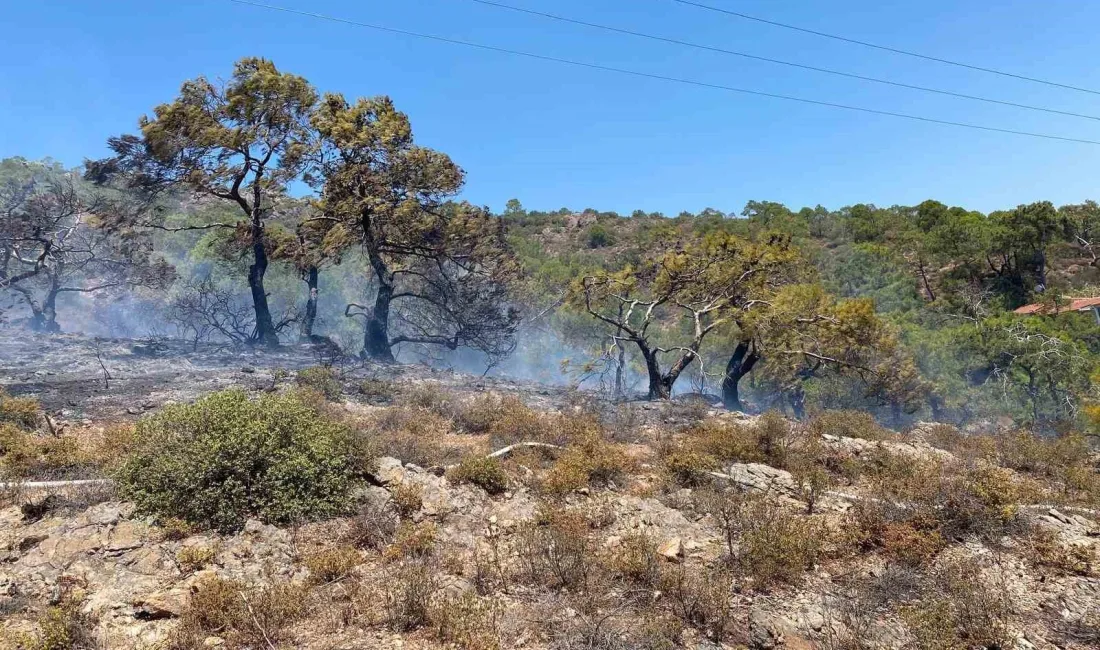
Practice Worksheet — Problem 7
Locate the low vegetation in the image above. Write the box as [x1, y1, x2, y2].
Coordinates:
[114, 389, 370, 532]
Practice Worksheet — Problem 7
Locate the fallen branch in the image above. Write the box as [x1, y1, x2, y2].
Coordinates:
[485, 442, 565, 459]
[0, 478, 112, 490]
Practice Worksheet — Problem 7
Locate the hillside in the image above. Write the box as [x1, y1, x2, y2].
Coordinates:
[1, 331, 1099, 649]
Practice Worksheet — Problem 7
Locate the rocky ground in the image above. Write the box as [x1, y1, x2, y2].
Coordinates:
[1, 329, 1099, 649]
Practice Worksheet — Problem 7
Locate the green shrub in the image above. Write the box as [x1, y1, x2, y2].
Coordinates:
[115, 389, 368, 532]
[448, 456, 509, 495]
[296, 366, 342, 401]
[586, 223, 614, 248]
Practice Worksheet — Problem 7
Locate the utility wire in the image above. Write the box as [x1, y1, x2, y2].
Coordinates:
[226, 0, 1100, 146]
[673, 0, 1100, 97]
[465, 0, 1100, 122]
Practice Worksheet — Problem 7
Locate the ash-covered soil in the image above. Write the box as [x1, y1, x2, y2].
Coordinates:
[0, 329, 580, 422]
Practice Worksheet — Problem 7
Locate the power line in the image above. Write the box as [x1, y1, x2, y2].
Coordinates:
[225, 0, 1100, 146]
[465, 0, 1100, 123]
[672, 0, 1100, 97]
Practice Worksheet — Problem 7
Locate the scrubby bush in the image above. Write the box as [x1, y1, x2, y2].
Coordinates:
[358, 377, 396, 402]
[515, 507, 596, 591]
[429, 592, 502, 650]
[346, 499, 400, 552]
[115, 389, 368, 532]
[20, 600, 97, 650]
[170, 575, 307, 649]
[366, 406, 460, 467]
[808, 409, 891, 442]
[385, 521, 438, 561]
[0, 388, 40, 430]
[660, 448, 718, 487]
[400, 383, 457, 415]
[542, 427, 630, 496]
[296, 365, 342, 400]
[176, 545, 217, 573]
[304, 545, 362, 583]
[382, 557, 441, 632]
[391, 482, 423, 518]
[448, 456, 509, 495]
[901, 556, 1012, 650]
[0, 426, 92, 480]
[680, 411, 795, 469]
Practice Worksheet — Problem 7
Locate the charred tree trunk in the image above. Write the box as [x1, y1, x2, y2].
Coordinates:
[788, 385, 806, 420]
[300, 266, 319, 341]
[641, 349, 671, 400]
[362, 281, 396, 363]
[249, 223, 278, 347]
[722, 340, 760, 412]
[20, 275, 61, 333]
[359, 209, 398, 363]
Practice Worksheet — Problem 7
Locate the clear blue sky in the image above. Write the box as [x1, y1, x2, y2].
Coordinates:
[3, 0, 1100, 216]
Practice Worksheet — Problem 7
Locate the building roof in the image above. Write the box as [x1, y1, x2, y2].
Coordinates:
[1014, 296, 1100, 315]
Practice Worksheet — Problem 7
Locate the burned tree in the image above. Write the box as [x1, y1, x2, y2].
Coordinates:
[311, 94, 521, 362]
[0, 160, 172, 331]
[570, 232, 800, 400]
[92, 58, 318, 346]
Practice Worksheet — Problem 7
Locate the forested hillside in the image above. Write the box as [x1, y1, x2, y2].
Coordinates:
[4, 57, 1100, 433]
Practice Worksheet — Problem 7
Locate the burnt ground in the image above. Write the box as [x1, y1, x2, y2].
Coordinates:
[0, 328, 599, 423]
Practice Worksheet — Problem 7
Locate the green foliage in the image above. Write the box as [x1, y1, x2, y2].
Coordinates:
[115, 389, 368, 532]
[585, 223, 614, 248]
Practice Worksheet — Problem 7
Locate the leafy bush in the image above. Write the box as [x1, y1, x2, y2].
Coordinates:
[585, 223, 614, 248]
[296, 365, 342, 400]
[448, 456, 509, 495]
[115, 389, 368, 532]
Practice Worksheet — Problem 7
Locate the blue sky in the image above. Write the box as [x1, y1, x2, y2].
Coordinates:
[3, 0, 1100, 216]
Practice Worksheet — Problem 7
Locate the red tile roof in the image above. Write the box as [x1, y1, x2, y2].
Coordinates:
[1014, 296, 1100, 315]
